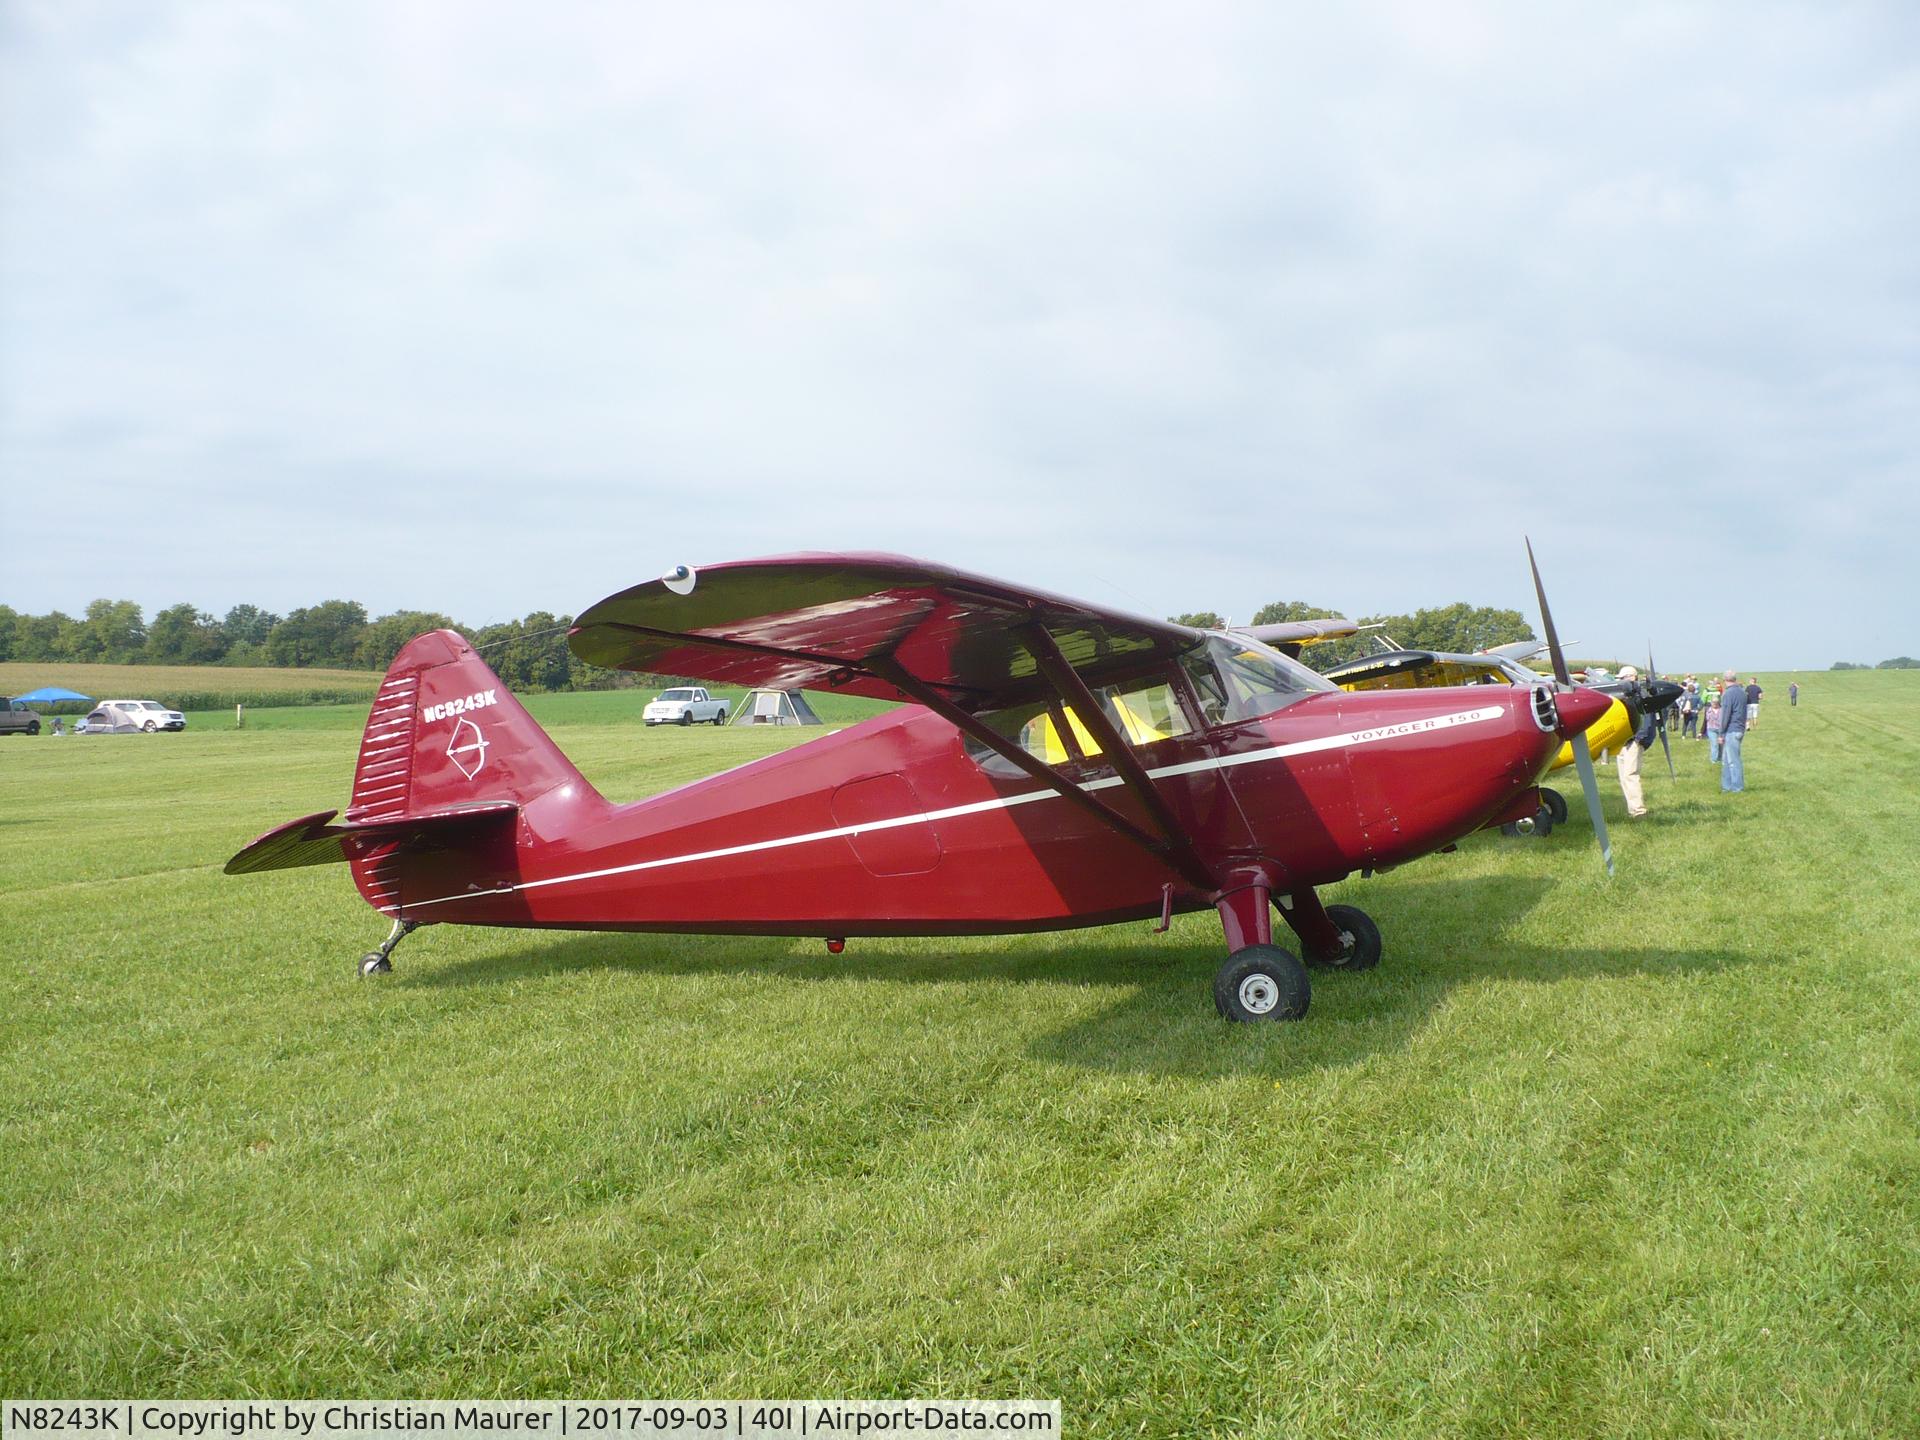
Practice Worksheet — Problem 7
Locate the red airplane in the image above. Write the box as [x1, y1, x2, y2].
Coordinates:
[227, 553, 1610, 1021]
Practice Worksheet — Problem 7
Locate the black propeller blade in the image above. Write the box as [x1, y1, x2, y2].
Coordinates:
[1649, 642, 1676, 780]
[1527, 537, 1613, 878]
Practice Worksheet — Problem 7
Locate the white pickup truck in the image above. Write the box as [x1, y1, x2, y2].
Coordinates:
[643, 686, 729, 727]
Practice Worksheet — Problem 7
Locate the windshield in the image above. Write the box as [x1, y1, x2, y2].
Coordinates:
[1185, 637, 1333, 723]
[660, 689, 697, 701]
[140, 702, 167, 711]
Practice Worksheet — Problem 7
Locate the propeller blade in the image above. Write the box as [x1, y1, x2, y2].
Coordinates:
[1569, 732, 1615, 878]
[1525, 537, 1572, 687]
[1527, 536, 1612, 876]
[1650, 642, 1676, 780]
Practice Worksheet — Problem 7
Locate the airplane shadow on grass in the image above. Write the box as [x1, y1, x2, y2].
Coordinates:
[400, 873, 1763, 1077]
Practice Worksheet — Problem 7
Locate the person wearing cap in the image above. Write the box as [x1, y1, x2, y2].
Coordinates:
[1718, 668, 1748, 792]
[1614, 666, 1652, 818]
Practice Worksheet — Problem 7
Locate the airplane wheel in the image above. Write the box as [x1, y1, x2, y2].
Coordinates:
[1319, 904, 1382, 971]
[358, 953, 392, 978]
[1214, 944, 1310, 1022]
[1541, 787, 1569, 825]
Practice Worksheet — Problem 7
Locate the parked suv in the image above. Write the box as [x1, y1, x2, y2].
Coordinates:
[643, 687, 729, 726]
[1, 697, 43, 736]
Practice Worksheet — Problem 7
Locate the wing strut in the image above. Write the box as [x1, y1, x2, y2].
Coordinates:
[868, 657, 1218, 893]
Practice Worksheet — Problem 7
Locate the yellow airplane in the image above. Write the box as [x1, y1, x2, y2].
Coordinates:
[1319, 640, 1679, 828]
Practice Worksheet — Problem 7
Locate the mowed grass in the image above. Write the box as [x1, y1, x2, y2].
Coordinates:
[2, 671, 1916, 1436]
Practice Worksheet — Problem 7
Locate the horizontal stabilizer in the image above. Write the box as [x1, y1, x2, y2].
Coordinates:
[225, 802, 518, 876]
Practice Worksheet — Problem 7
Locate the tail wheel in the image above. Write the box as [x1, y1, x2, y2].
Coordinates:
[1320, 904, 1382, 971]
[1214, 944, 1310, 1022]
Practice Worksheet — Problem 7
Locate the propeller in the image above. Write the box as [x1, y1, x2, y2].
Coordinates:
[1649, 642, 1676, 780]
[1526, 537, 1614, 878]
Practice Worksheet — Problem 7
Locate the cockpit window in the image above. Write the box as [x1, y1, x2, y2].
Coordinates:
[1189, 637, 1332, 721]
[962, 671, 1195, 773]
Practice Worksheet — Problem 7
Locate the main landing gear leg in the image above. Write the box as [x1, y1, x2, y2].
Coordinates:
[1212, 880, 1310, 1022]
[1282, 888, 1382, 972]
[359, 918, 418, 978]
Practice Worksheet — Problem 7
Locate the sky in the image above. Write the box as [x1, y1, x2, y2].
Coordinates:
[2, 1, 1915, 671]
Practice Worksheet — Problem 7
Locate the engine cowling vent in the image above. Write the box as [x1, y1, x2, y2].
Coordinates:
[1530, 684, 1559, 734]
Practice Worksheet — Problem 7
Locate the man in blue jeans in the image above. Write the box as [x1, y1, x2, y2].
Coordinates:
[1718, 668, 1748, 792]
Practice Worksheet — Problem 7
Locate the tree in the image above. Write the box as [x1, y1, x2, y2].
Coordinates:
[470, 612, 578, 692]
[70, 599, 147, 663]
[356, 610, 459, 670]
[146, 604, 229, 664]
[221, 604, 280, 650]
[1878, 656, 1918, 669]
[1168, 610, 1225, 630]
[0, 605, 16, 663]
[1394, 603, 1532, 656]
[267, 601, 369, 668]
[13, 611, 70, 661]
[1831, 661, 1868, 670]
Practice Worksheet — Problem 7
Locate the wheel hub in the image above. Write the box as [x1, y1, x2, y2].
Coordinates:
[1237, 974, 1279, 1015]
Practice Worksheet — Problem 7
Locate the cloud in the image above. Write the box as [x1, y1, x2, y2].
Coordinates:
[2, 0, 1915, 667]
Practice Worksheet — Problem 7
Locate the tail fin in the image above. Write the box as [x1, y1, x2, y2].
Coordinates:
[347, 629, 597, 825]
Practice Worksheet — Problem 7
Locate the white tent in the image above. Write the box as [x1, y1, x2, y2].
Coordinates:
[728, 688, 824, 726]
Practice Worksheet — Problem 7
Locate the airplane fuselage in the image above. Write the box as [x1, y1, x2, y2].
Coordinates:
[355, 684, 1579, 937]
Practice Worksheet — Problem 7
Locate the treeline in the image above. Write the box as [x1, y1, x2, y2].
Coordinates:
[0, 600, 633, 692]
[1169, 600, 1535, 670]
[1831, 657, 1918, 670]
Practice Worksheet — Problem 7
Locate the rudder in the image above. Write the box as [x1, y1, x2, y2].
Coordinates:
[348, 629, 596, 825]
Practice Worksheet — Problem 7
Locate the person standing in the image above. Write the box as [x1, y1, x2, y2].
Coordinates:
[1745, 677, 1763, 732]
[1704, 676, 1723, 759]
[1789, 680, 1800, 707]
[1614, 667, 1653, 818]
[1680, 678, 1699, 739]
[1719, 668, 1748, 792]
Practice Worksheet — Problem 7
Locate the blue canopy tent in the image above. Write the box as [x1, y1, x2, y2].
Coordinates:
[14, 687, 94, 705]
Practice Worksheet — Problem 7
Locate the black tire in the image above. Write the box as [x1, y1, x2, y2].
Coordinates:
[1319, 904, 1382, 971]
[678, 711, 692, 726]
[1532, 805, 1555, 837]
[358, 953, 391, 978]
[712, 712, 725, 726]
[1214, 944, 1310, 1022]
[26, 721, 40, 736]
[1541, 787, 1569, 825]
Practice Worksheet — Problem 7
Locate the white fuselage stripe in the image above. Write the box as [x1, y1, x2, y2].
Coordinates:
[383, 705, 1507, 912]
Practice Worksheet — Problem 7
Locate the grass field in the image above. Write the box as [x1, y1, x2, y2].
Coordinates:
[3, 670, 1916, 1435]
[0, 660, 381, 701]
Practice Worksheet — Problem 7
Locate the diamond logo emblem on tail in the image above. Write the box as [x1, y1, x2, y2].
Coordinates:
[447, 717, 489, 779]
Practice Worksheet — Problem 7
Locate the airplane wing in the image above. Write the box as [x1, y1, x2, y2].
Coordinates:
[1231, 617, 1358, 658]
[1321, 651, 1440, 687]
[571, 553, 1222, 888]
[568, 553, 1206, 705]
